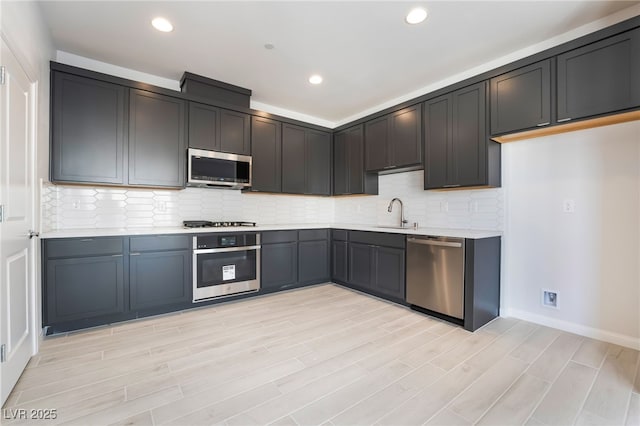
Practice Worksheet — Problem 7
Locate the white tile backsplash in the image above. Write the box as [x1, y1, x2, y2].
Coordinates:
[333, 170, 504, 231]
[42, 170, 503, 232]
[41, 184, 336, 231]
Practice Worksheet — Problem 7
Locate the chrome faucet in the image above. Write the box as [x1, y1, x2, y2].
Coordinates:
[387, 198, 408, 228]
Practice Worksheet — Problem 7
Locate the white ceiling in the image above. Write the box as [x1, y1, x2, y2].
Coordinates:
[38, 1, 639, 126]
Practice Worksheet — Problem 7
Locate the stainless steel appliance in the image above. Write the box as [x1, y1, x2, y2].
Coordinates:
[187, 148, 251, 189]
[192, 232, 260, 302]
[406, 236, 465, 320]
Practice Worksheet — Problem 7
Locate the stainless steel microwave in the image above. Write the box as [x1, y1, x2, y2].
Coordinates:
[187, 148, 252, 189]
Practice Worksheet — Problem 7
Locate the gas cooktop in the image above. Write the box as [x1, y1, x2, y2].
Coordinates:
[183, 220, 257, 228]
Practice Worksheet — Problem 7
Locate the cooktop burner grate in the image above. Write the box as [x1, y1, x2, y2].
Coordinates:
[183, 220, 257, 228]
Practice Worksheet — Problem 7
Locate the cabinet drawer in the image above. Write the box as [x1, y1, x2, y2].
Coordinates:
[299, 229, 328, 241]
[331, 230, 348, 241]
[130, 235, 191, 252]
[261, 230, 298, 244]
[46, 237, 124, 259]
[348, 231, 405, 249]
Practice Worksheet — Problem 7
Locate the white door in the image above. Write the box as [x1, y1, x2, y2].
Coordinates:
[0, 39, 37, 406]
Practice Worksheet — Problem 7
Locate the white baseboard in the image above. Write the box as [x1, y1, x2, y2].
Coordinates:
[503, 308, 640, 351]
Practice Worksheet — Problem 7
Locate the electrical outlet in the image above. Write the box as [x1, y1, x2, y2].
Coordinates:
[156, 201, 167, 212]
[542, 289, 559, 309]
[440, 201, 449, 212]
[562, 199, 575, 213]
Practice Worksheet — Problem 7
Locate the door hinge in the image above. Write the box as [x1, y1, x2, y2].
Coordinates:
[0, 344, 6, 363]
[0, 66, 5, 85]
[0, 204, 4, 223]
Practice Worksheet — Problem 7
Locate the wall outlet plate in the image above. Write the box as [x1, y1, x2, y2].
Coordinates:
[542, 289, 559, 309]
[562, 199, 575, 213]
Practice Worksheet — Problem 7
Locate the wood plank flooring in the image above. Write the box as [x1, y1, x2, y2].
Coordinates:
[2, 284, 639, 425]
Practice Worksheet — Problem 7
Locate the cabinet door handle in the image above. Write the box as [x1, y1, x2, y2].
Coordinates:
[80, 238, 94, 242]
[130, 253, 141, 256]
[383, 165, 395, 169]
[111, 254, 123, 257]
[536, 122, 550, 127]
[557, 117, 572, 122]
[443, 184, 461, 188]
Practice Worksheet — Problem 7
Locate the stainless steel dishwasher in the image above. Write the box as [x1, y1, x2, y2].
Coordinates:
[406, 236, 465, 320]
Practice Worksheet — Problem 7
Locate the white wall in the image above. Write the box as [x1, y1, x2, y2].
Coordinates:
[502, 122, 640, 349]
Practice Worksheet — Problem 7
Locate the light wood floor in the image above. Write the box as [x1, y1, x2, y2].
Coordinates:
[3, 284, 639, 426]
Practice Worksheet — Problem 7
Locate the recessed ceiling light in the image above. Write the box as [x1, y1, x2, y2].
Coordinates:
[309, 75, 323, 85]
[152, 17, 173, 32]
[405, 8, 428, 24]
[264, 43, 275, 50]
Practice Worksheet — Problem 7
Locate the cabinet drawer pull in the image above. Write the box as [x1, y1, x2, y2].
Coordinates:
[130, 253, 140, 256]
[557, 117, 572, 122]
[80, 238, 94, 242]
[111, 254, 123, 257]
[383, 166, 395, 169]
[536, 122, 550, 127]
[443, 184, 461, 188]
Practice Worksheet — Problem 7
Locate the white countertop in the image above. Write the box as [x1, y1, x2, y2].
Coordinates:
[41, 224, 501, 240]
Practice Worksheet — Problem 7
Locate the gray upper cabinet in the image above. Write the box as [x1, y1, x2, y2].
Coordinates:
[490, 59, 552, 135]
[364, 104, 422, 172]
[188, 102, 219, 151]
[219, 109, 251, 155]
[333, 125, 378, 196]
[282, 124, 331, 196]
[424, 82, 500, 190]
[250, 116, 282, 192]
[557, 27, 640, 122]
[128, 89, 186, 188]
[51, 72, 127, 185]
[188, 102, 250, 155]
[282, 124, 307, 194]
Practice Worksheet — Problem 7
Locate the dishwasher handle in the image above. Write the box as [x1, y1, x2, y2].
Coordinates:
[407, 238, 463, 248]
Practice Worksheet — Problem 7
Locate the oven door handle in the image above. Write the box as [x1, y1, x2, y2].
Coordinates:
[194, 245, 261, 254]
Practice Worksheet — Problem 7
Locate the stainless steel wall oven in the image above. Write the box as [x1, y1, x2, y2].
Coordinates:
[192, 233, 260, 302]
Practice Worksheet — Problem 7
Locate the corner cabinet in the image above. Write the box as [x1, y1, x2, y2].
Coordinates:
[424, 82, 500, 190]
[365, 104, 422, 173]
[51, 72, 127, 185]
[490, 59, 552, 135]
[261, 229, 329, 292]
[282, 124, 331, 196]
[345, 231, 405, 302]
[333, 125, 378, 195]
[557, 27, 640, 122]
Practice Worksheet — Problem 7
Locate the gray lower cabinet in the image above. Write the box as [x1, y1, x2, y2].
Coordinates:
[45, 255, 125, 324]
[345, 231, 405, 301]
[298, 230, 330, 285]
[44, 237, 126, 327]
[43, 234, 192, 333]
[261, 229, 329, 291]
[128, 235, 192, 311]
[331, 240, 348, 283]
[261, 241, 298, 291]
